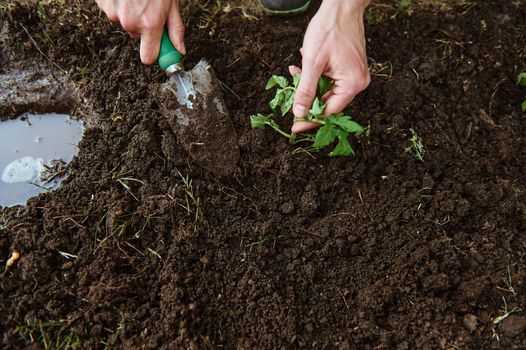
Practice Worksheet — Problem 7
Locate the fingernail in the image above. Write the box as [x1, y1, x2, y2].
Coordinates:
[293, 104, 307, 118]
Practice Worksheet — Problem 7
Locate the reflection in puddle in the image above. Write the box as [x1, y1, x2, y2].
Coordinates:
[0, 113, 84, 207]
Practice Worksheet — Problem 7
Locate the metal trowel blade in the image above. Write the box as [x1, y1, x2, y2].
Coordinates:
[159, 60, 239, 176]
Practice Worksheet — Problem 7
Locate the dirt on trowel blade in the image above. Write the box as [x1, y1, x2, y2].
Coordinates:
[158, 60, 239, 177]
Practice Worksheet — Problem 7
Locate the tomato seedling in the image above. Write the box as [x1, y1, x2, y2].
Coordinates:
[250, 74, 364, 156]
[517, 72, 526, 112]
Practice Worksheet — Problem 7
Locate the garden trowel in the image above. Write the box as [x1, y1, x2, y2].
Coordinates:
[157, 29, 239, 176]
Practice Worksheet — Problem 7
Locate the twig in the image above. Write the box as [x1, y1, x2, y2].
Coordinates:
[488, 78, 507, 119]
[357, 189, 375, 222]
[298, 227, 322, 237]
[20, 24, 66, 73]
[339, 290, 350, 309]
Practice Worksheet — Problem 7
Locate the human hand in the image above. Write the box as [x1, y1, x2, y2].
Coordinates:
[95, 0, 186, 64]
[291, 0, 370, 133]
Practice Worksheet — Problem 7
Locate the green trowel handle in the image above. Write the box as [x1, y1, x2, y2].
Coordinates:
[158, 28, 183, 71]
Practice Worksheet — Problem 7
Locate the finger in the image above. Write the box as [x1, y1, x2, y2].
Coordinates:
[292, 59, 324, 119]
[291, 120, 320, 134]
[288, 65, 301, 76]
[96, 0, 118, 23]
[166, 2, 186, 55]
[289, 65, 316, 133]
[292, 91, 353, 133]
[140, 29, 163, 65]
[320, 90, 333, 103]
[323, 93, 355, 116]
[323, 71, 370, 115]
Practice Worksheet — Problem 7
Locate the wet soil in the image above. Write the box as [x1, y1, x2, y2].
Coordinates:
[0, 66, 78, 120]
[1, 0, 526, 348]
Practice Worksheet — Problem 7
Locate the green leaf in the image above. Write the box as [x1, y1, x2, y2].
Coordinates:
[329, 114, 364, 133]
[250, 113, 274, 129]
[517, 72, 526, 87]
[280, 89, 294, 116]
[270, 88, 295, 114]
[521, 99, 526, 112]
[250, 113, 291, 139]
[269, 89, 284, 111]
[317, 76, 332, 96]
[329, 132, 354, 157]
[266, 75, 289, 90]
[313, 124, 337, 149]
[309, 97, 325, 116]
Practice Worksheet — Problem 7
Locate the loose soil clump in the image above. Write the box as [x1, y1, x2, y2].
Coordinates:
[1, 0, 526, 348]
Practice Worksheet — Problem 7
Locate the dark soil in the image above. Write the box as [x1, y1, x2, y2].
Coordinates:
[1, 0, 526, 348]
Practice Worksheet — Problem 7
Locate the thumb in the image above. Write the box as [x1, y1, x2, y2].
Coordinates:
[166, 2, 186, 55]
[292, 60, 323, 120]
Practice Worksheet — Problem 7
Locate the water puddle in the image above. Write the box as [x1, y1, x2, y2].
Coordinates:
[0, 113, 84, 207]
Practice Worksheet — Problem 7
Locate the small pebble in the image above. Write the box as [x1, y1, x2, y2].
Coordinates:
[463, 314, 478, 332]
[280, 201, 294, 215]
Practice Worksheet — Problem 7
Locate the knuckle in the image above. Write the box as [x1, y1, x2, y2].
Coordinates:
[173, 23, 185, 34]
[142, 21, 157, 32]
[99, 6, 119, 23]
[120, 18, 136, 32]
[296, 86, 316, 100]
[357, 72, 371, 91]
[347, 71, 370, 94]
[142, 16, 163, 32]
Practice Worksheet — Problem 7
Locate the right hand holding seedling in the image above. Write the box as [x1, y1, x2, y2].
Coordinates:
[95, 0, 186, 64]
[250, 74, 365, 157]
[292, 0, 370, 133]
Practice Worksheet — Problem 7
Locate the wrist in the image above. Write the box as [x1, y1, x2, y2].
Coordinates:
[321, 0, 369, 14]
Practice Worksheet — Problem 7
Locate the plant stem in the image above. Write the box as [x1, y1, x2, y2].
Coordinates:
[272, 126, 291, 139]
[305, 115, 326, 125]
[289, 132, 297, 144]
